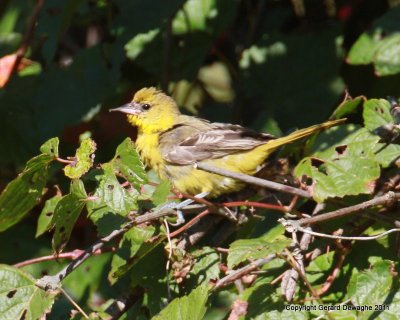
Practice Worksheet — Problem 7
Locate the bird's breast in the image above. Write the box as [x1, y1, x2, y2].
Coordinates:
[135, 133, 165, 176]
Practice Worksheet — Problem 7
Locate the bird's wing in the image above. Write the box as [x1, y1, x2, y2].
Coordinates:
[160, 121, 275, 165]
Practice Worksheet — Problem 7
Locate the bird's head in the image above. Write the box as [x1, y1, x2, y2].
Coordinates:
[110, 87, 180, 133]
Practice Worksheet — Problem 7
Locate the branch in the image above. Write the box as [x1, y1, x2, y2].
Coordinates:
[36, 208, 176, 291]
[295, 191, 399, 226]
[195, 163, 311, 198]
[14, 247, 115, 268]
[214, 254, 276, 289]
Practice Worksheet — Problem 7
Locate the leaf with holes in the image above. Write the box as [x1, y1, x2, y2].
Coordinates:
[0, 151, 53, 232]
[363, 99, 400, 167]
[64, 138, 96, 179]
[91, 163, 139, 216]
[51, 180, 87, 253]
[36, 195, 62, 238]
[152, 284, 210, 320]
[39, 137, 59, 158]
[0, 265, 55, 319]
[111, 138, 147, 189]
[295, 126, 381, 202]
[363, 99, 394, 131]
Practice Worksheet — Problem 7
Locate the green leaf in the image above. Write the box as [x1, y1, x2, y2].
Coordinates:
[306, 251, 335, 284]
[109, 225, 162, 283]
[295, 127, 381, 202]
[110, 138, 147, 189]
[0, 153, 52, 232]
[363, 99, 400, 167]
[35, 195, 62, 238]
[51, 180, 87, 253]
[39, 137, 59, 158]
[346, 260, 400, 319]
[228, 231, 290, 269]
[151, 181, 171, 206]
[152, 284, 209, 320]
[92, 163, 138, 215]
[363, 99, 394, 131]
[374, 33, 400, 76]
[189, 247, 220, 286]
[173, 0, 218, 34]
[347, 7, 400, 76]
[347, 32, 382, 65]
[330, 96, 365, 119]
[254, 310, 308, 320]
[64, 138, 97, 179]
[0, 265, 55, 319]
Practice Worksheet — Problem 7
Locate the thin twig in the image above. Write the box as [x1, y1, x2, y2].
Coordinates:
[223, 201, 287, 212]
[214, 254, 276, 289]
[170, 209, 210, 238]
[315, 243, 349, 296]
[163, 219, 173, 300]
[297, 191, 399, 226]
[36, 208, 176, 291]
[56, 157, 75, 164]
[14, 247, 115, 268]
[195, 163, 311, 198]
[290, 225, 400, 241]
[60, 288, 89, 319]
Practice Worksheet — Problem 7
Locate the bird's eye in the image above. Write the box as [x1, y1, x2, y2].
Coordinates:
[142, 104, 151, 110]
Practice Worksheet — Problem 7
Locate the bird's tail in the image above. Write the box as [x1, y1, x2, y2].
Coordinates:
[260, 118, 346, 153]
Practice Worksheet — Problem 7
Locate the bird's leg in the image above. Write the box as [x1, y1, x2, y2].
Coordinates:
[160, 192, 210, 226]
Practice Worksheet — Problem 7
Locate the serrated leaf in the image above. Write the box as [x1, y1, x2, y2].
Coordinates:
[92, 163, 138, 215]
[0, 264, 55, 319]
[0, 154, 53, 232]
[111, 138, 147, 189]
[346, 260, 400, 319]
[36, 195, 62, 238]
[151, 181, 171, 206]
[109, 225, 162, 283]
[362, 99, 400, 167]
[363, 99, 394, 131]
[295, 127, 381, 202]
[39, 137, 59, 158]
[64, 138, 96, 179]
[228, 235, 290, 269]
[152, 284, 209, 320]
[52, 180, 87, 253]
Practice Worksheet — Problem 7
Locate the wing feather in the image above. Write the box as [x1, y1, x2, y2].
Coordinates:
[160, 120, 274, 165]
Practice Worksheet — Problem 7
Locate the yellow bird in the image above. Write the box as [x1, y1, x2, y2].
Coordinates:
[111, 87, 344, 198]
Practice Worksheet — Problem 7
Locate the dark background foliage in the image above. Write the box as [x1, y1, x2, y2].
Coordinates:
[2, 1, 400, 319]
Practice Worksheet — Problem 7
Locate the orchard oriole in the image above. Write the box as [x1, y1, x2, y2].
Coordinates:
[111, 87, 344, 197]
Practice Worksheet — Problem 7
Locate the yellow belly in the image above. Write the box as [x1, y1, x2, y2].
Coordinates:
[164, 150, 267, 197]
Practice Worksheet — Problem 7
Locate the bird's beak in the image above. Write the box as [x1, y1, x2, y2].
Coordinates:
[109, 102, 142, 115]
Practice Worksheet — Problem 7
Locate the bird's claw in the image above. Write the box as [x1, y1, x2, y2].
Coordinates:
[168, 210, 186, 226]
